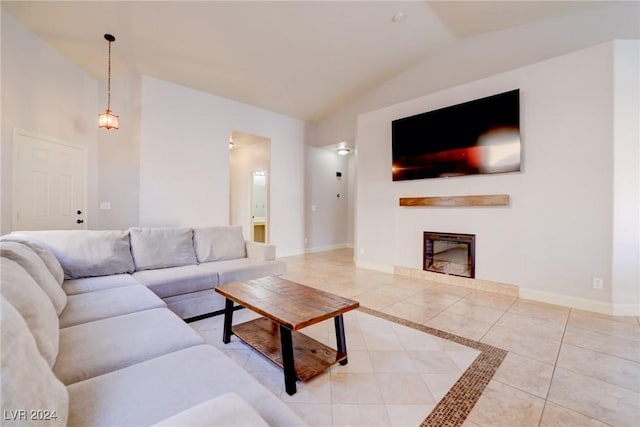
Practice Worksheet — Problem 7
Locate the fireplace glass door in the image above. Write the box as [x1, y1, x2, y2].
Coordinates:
[424, 232, 476, 278]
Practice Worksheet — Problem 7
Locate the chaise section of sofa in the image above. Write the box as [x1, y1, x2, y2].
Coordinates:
[66, 345, 303, 427]
[54, 308, 204, 385]
[151, 392, 270, 427]
[1, 231, 306, 426]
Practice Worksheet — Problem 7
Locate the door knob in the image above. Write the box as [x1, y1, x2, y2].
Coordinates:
[77, 210, 82, 215]
[76, 219, 84, 224]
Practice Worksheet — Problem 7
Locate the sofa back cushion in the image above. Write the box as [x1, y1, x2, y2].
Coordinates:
[129, 228, 197, 271]
[9, 230, 135, 279]
[193, 226, 246, 263]
[0, 258, 59, 367]
[3, 234, 65, 284]
[1, 296, 69, 426]
[1, 241, 67, 315]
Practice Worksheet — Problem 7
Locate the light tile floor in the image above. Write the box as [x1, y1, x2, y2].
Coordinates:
[281, 249, 640, 427]
[191, 302, 481, 426]
[197, 248, 640, 426]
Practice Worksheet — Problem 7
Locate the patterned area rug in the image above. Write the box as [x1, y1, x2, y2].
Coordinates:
[191, 307, 507, 426]
[359, 307, 507, 427]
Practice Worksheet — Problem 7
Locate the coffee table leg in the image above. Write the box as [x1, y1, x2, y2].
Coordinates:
[222, 298, 234, 344]
[279, 325, 297, 395]
[334, 314, 348, 365]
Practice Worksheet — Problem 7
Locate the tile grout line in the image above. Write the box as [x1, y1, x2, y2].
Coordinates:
[559, 311, 640, 389]
[537, 305, 572, 426]
[356, 306, 508, 427]
[476, 294, 518, 342]
[284, 251, 640, 426]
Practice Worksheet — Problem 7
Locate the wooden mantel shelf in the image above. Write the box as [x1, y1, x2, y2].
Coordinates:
[399, 194, 509, 207]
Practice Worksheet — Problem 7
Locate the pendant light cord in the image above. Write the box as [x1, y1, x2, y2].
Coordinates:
[107, 39, 112, 111]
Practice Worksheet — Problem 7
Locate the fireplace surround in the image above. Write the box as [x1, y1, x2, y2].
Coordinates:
[423, 232, 476, 278]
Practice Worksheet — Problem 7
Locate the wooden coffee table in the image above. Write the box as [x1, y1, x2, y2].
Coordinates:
[215, 276, 360, 395]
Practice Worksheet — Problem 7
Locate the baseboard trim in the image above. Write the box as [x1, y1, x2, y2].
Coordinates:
[394, 266, 518, 297]
[519, 288, 640, 316]
[304, 243, 350, 254]
[279, 244, 351, 258]
[277, 249, 305, 257]
[355, 260, 394, 274]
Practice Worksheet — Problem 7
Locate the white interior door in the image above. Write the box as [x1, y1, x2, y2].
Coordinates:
[13, 129, 86, 231]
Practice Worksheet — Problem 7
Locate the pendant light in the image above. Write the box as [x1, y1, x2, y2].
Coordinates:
[98, 34, 119, 130]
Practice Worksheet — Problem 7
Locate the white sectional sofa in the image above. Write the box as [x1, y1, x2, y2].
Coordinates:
[0, 227, 305, 426]
[11, 225, 286, 319]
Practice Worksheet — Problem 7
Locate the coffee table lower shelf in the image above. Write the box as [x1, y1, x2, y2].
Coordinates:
[233, 317, 347, 382]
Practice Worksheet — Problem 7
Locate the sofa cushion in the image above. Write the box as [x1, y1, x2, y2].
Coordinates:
[59, 285, 166, 328]
[66, 345, 307, 427]
[3, 234, 65, 284]
[11, 230, 135, 279]
[199, 258, 286, 285]
[1, 241, 67, 315]
[62, 274, 139, 295]
[129, 227, 197, 271]
[246, 241, 277, 261]
[193, 226, 246, 262]
[1, 297, 69, 427]
[133, 265, 218, 298]
[152, 393, 269, 427]
[54, 308, 203, 385]
[0, 258, 59, 367]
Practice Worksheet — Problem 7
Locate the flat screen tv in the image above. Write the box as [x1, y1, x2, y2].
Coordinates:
[392, 89, 521, 181]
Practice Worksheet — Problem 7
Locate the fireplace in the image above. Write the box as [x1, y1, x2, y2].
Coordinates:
[423, 232, 476, 278]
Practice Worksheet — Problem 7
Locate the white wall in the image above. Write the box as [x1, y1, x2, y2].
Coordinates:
[139, 76, 307, 256]
[304, 146, 349, 251]
[1, 12, 100, 233]
[316, 2, 640, 148]
[96, 75, 142, 229]
[611, 40, 640, 312]
[356, 42, 638, 314]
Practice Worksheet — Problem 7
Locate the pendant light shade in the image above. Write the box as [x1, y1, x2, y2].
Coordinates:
[98, 109, 119, 130]
[99, 34, 119, 130]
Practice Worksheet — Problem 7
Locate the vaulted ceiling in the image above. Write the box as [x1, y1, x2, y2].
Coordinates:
[1, 1, 628, 122]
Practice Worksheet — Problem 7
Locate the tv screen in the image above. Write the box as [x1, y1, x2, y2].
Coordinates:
[392, 89, 521, 181]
